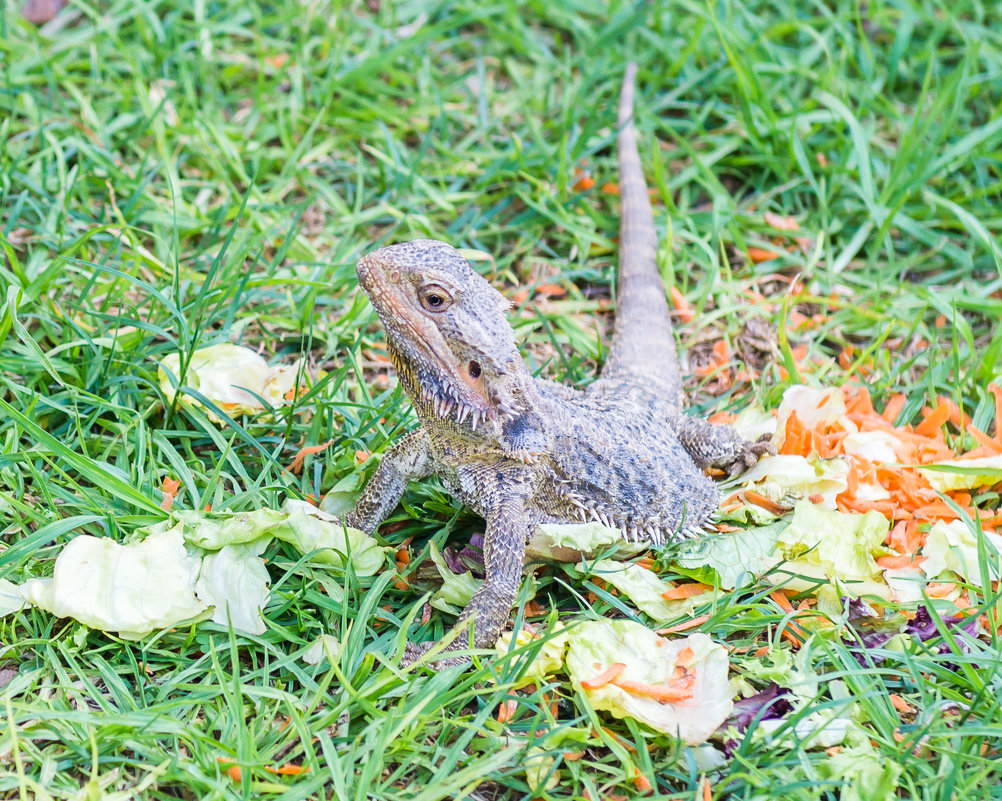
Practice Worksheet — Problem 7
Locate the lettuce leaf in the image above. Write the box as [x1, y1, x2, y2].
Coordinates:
[527, 522, 646, 562]
[673, 521, 787, 589]
[195, 540, 271, 635]
[19, 525, 208, 640]
[158, 343, 308, 422]
[919, 456, 1002, 492]
[773, 501, 888, 585]
[921, 519, 1002, 582]
[590, 559, 713, 623]
[566, 620, 732, 744]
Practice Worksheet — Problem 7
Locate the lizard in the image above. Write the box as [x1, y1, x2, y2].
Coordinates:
[345, 63, 771, 663]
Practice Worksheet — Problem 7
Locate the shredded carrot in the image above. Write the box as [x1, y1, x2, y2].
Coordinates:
[658, 614, 710, 634]
[675, 646, 695, 667]
[160, 477, 181, 512]
[563, 750, 586, 762]
[888, 693, 912, 714]
[536, 282, 566, 298]
[939, 396, 969, 429]
[669, 286, 695, 323]
[915, 401, 951, 437]
[744, 490, 787, 515]
[632, 768, 653, 794]
[702, 776, 712, 801]
[611, 675, 695, 703]
[881, 394, 907, 424]
[769, 590, 795, 613]
[875, 554, 925, 569]
[580, 662, 627, 690]
[926, 582, 958, 598]
[963, 426, 1002, 455]
[266, 764, 310, 775]
[661, 583, 712, 601]
[989, 383, 1002, 439]
[600, 181, 620, 195]
[286, 439, 334, 474]
[496, 696, 518, 723]
[748, 246, 780, 263]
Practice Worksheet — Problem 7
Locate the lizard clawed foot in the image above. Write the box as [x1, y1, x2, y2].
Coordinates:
[722, 435, 776, 479]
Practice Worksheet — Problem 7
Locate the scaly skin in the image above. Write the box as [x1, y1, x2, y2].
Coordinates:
[345, 64, 770, 664]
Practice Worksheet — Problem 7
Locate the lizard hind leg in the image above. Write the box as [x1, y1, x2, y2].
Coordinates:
[678, 415, 775, 479]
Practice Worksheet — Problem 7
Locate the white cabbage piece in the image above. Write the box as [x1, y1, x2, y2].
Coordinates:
[921, 519, 1002, 582]
[527, 521, 646, 562]
[740, 454, 849, 508]
[919, 456, 1002, 493]
[278, 500, 387, 576]
[496, 623, 569, 688]
[195, 540, 271, 635]
[566, 620, 732, 745]
[19, 525, 208, 640]
[841, 430, 904, 464]
[302, 634, 342, 665]
[158, 343, 307, 422]
[0, 578, 26, 616]
[773, 501, 888, 585]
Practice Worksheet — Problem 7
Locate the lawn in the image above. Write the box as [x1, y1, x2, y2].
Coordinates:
[2, 0, 1002, 799]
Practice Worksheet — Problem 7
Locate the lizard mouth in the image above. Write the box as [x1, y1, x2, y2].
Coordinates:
[358, 255, 496, 425]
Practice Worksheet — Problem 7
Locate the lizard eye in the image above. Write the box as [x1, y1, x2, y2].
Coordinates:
[419, 284, 453, 312]
[468, 361, 482, 379]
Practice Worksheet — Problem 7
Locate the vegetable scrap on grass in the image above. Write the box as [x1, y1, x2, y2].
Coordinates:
[4, 344, 1002, 794]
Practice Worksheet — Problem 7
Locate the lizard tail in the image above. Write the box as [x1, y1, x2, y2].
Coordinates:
[600, 63, 682, 401]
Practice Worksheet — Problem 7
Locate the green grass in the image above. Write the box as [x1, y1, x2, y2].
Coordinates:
[2, 0, 1002, 798]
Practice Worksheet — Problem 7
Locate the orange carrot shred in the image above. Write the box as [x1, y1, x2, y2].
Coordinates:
[927, 582, 958, 598]
[669, 286, 695, 323]
[881, 394, 907, 424]
[744, 490, 787, 515]
[702, 776, 712, 801]
[611, 675, 695, 703]
[633, 768, 653, 794]
[990, 384, 1002, 444]
[580, 663, 627, 690]
[267, 764, 310, 775]
[769, 590, 795, 613]
[658, 614, 710, 634]
[748, 246, 780, 263]
[889, 693, 912, 714]
[661, 583, 712, 601]
[876, 554, 925, 569]
[915, 401, 951, 438]
[965, 426, 1002, 455]
[287, 440, 334, 474]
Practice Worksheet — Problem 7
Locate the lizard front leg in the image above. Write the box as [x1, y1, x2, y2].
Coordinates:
[344, 429, 434, 534]
[403, 489, 531, 665]
[678, 415, 774, 478]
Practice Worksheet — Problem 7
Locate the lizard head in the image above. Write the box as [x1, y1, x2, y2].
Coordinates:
[357, 239, 534, 432]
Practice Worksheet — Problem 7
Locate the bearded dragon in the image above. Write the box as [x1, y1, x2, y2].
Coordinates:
[346, 64, 770, 662]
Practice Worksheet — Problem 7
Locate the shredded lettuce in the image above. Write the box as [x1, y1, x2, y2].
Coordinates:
[591, 559, 713, 623]
[19, 525, 208, 640]
[921, 519, 1002, 582]
[158, 343, 307, 422]
[566, 620, 732, 744]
